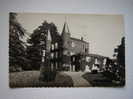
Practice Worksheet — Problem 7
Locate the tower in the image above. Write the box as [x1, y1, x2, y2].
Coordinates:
[61, 22, 71, 49]
[61, 22, 71, 70]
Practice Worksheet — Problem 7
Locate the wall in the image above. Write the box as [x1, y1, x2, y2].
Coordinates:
[70, 38, 89, 54]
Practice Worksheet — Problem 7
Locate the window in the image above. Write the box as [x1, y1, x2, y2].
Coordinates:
[51, 44, 54, 50]
[56, 62, 58, 69]
[103, 58, 107, 65]
[73, 57, 75, 62]
[51, 53, 54, 59]
[83, 44, 85, 49]
[86, 57, 91, 62]
[72, 65, 75, 71]
[40, 41, 45, 45]
[51, 63, 54, 71]
[70, 52, 75, 55]
[63, 50, 67, 55]
[95, 58, 99, 64]
[42, 57, 45, 62]
[41, 33, 44, 36]
[71, 42, 75, 47]
[56, 52, 58, 58]
[85, 48, 88, 53]
[13, 29, 16, 33]
[42, 50, 45, 56]
[55, 42, 58, 49]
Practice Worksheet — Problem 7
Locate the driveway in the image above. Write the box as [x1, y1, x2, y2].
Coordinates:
[63, 71, 92, 87]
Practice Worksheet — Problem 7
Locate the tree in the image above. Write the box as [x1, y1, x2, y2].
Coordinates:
[26, 21, 49, 70]
[9, 13, 27, 72]
[101, 37, 125, 86]
[114, 37, 125, 85]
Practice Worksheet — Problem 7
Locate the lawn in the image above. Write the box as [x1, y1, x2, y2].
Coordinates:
[82, 72, 119, 87]
[9, 71, 73, 88]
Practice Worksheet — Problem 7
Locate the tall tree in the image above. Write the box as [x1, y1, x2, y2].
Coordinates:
[9, 13, 26, 72]
[102, 37, 125, 85]
[114, 37, 125, 85]
[26, 21, 49, 70]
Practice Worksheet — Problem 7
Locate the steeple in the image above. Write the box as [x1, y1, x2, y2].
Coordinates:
[61, 21, 71, 49]
[47, 30, 52, 41]
[62, 22, 70, 34]
[47, 30, 52, 51]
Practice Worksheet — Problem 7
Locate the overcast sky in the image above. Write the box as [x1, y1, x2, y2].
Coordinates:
[16, 13, 124, 58]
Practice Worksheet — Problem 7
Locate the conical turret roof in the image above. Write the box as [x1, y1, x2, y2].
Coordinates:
[62, 22, 70, 34]
[47, 30, 52, 41]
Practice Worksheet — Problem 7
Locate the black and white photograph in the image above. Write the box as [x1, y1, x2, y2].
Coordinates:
[9, 13, 125, 87]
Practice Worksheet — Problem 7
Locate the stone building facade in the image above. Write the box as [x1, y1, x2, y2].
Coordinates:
[42, 22, 89, 72]
[61, 22, 89, 71]
[43, 22, 107, 72]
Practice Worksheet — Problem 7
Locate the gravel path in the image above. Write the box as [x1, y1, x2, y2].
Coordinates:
[64, 72, 92, 87]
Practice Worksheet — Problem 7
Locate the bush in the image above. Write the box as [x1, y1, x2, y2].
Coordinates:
[9, 66, 22, 72]
[102, 71, 117, 81]
[39, 71, 57, 82]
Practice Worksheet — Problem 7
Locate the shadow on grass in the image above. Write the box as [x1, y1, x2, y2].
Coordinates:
[82, 72, 120, 87]
[54, 72, 74, 87]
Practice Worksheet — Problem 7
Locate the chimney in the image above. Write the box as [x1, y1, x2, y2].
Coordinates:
[81, 37, 83, 41]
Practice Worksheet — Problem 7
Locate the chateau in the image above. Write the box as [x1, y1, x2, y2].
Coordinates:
[42, 21, 107, 72]
[61, 22, 89, 71]
[45, 22, 89, 72]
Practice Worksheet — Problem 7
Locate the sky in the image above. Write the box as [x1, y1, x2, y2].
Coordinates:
[16, 13, 124, 58]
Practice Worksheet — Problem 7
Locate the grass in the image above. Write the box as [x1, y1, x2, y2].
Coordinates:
[10, 71, 122, 87]
[9, 71, 73, 88]
[82, 72, 119, 87]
